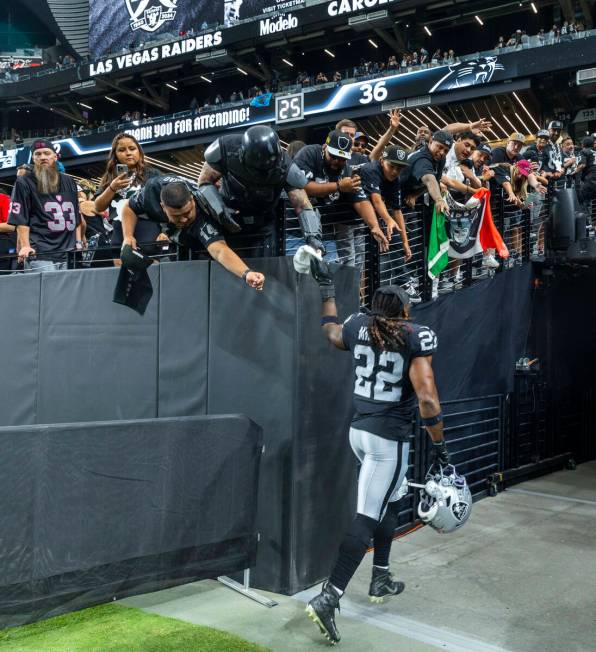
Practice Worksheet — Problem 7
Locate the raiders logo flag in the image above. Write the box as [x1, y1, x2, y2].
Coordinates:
[428, 188, 508, 279]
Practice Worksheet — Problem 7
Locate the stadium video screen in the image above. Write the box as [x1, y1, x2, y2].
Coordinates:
[89, 0, 305, 59]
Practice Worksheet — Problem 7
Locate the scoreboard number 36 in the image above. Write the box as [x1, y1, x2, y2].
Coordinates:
[275, 93, 304, 124]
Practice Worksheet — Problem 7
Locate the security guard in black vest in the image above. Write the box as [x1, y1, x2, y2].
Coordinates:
[198, 125, 324, 257]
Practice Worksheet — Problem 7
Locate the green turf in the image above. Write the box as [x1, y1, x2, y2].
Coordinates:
[0, 603, 271, 651]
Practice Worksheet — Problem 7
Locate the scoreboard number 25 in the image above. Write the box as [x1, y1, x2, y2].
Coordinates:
[275, 92, 304, 124]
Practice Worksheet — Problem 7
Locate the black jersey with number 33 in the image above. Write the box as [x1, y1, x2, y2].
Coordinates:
[342, 312, 438, 441]
[8, 172, 81, 261]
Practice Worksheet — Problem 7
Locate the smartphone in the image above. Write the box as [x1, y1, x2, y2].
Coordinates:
[116, 164, 129, 176]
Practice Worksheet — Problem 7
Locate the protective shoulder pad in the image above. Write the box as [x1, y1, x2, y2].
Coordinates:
[204, 139, 223, 165]
[286, 161, 309, 189]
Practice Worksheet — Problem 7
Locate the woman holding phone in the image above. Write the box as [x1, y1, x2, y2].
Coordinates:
[95, 132, 162, 262]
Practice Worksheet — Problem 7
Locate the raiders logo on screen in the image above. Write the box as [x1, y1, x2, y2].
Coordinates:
[429, 57, 505, 93]
[126, 0, 178, 32]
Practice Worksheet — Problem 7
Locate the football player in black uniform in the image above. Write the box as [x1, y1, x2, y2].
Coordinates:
[8, 139, 82, 271]
[197, 125, 324, 257]
[305, 264, 449, 645]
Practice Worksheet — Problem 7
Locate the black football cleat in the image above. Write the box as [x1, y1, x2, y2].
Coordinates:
[369, 567, 405, 604]
[305, 581, 341, 645]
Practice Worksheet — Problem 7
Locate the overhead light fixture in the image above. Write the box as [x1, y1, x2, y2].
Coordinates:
[424, 26, 432, 36]
[324, 48, 335, 58]
[105, 96, 119, 104]
[282, 58, 294, 67]
[200, 75, 212, 83]
[475, 15, 484, 26]
[166, 82, 178, 90]
[237, 66, 248, 75]
[78, 102, 92, 110]
[512, 91, 540, 130]
[368, 39, 378, 48]
[530, 2, 537, 12]
[514, 112, 532, 136]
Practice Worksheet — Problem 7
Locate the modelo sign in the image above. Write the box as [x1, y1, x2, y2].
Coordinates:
[259, 13, 299, 36]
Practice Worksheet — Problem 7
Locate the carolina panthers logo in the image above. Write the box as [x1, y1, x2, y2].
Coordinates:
[429, 57, 505, 94]
[125, 0, 178, 33]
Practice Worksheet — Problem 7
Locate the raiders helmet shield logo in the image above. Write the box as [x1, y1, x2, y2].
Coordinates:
[429, 57, 505, 93]
[126, 0, 178, 33]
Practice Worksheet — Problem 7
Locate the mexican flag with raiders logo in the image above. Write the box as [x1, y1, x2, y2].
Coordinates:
[427, 187, 509, 279]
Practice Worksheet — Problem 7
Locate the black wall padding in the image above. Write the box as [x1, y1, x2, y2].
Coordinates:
[37, 267, 160, 423]
[207, 259, 360, 594]
[158, 261, 209, 417]
[0, 274, 41, 426]
[413, 264, 534, 401]
[0, 415, 262, 627]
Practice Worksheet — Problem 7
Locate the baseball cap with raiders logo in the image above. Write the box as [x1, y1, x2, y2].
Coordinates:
[548, 120, 563, 130]
[30, 138, 55, 154]
[382, 145, 410, 166]
[325, 130, 353, 159]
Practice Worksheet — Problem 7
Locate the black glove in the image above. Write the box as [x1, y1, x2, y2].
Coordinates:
[306, 235, 326, 257]
[309, 257, 335, 300]
[430, 440, 450, 474]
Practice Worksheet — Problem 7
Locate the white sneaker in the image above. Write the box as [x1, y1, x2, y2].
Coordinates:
[438, 277, 454, 292]
[482, 254, 500, 269]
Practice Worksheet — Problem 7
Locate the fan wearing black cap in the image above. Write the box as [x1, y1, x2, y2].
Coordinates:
[523, 130, 551, 177]
[197, 125, 324, 258]
[7, 139, 83, 271]
[304, 265, 447, 645]
[359, 146, 421, 303]
[399, 130, 452, 216]
[294, 130, 391, 261]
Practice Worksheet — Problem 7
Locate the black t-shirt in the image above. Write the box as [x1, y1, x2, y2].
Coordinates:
[579, 147, 596, 180]
[349, 151, 369, 170]
[293, 144, 367, 222]
[95, 166, 161, 224]
[490, 146, 519, 186]
[128, 175, 225, 250]
[399, 145, 445, 199]
[360, 160, 402, 210]
[341, 312, 438, 441]
[8, 172, 81, 261]
[523, 145, 548, 174]
[207, 134, 306, 215]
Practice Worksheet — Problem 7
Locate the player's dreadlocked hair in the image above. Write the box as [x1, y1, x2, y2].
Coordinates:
[368, 287, 411, 352]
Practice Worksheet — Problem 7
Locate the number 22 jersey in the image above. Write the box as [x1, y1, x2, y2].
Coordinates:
[8, 172, 81, 262]
[342, 312, 438, 441]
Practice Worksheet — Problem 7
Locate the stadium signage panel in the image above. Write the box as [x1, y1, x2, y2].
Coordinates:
[259, 13, 299, 36]
[89, 32, 223, 76]
[0, 57, 515, 170]
[327, 0, 398, 17]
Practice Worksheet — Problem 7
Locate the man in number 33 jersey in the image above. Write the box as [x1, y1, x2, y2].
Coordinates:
[306, 261, 450, 645]
[8, 139, 82, 271]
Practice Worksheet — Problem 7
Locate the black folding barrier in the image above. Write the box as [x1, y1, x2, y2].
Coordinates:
[0, 415, 262, 628]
